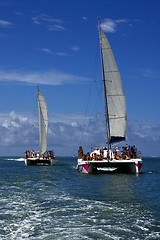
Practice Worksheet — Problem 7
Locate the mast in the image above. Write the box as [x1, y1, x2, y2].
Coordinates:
[98, 18, 111, 151]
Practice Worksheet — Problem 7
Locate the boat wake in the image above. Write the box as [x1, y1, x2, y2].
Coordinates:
[1, 190, 159, 240]
[4, 157, 25, 161]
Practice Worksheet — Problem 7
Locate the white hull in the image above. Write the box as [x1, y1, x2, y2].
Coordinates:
[25, 157, 59, 166]
[77, 158, 143, 174]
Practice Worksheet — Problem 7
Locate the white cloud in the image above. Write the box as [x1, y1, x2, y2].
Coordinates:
[38, 48, 53, 54]
[32, 14, 67, 31]
[32, 17, 41, 25]
[101, 18, 117, 33]
[115, 19, 128, 24]
[0, 111, 37, 149]
[38, 48, 70, 56]
[139, 69, 160, 79]
[0, 19, 14, 28]
[39, 14, 63, 23]
[56, 52, 70, 56]
[0, 111, 105, 155]
[100, 18, 129, 33]
[14, 11, 23, 16]
[126, 119, 160, 156]
[82, 16, 88, 21]
[72, 46, 80, 52]
[0, 70, 90, 85]
[48, 24, 66, 31]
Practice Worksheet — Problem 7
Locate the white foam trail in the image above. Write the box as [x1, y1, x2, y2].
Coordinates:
[15, 158, 25, 161]
[5, 157, 24, 161]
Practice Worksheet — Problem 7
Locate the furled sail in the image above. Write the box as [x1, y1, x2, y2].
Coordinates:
[99, 21, 127, 144]
[38, 88, 48, 156]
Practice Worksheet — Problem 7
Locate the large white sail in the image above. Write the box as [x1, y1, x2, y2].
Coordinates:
[38, 88, 48, 156]
[99, 21, 127, 144]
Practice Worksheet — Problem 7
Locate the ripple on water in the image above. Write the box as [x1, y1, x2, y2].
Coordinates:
[0, 189, 160, 240]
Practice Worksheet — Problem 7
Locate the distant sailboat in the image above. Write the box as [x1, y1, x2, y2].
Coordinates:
[25, 88, 58, 166]
[77, 19, 143, 174]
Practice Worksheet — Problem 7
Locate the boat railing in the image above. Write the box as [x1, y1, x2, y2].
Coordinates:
[91, 146, 108, 151]
[91, 146, 141, 159]
[91, 146, 121, 152]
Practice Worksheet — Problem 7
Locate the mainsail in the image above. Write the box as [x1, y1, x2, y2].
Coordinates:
[38, 88, 48, 156]
[98, 20, 127, 145]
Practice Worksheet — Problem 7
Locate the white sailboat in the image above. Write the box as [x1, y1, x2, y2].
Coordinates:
[25, 88, 58, 166]
[77, 19, 143, 174]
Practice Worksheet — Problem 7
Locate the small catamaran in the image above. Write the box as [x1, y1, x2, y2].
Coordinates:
[25, 88, 58, 166]
[77, 19, 143, 174]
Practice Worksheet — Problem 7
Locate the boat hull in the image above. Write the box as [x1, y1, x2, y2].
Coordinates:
[77, 158, 143, 174]
[25, 157, 59, 166]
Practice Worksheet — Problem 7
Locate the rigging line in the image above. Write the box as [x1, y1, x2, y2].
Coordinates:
[79, 37, 100, 147]
[79, 77, 93, 147]
[90, 81, 103, 118]
[83, 73, 103, 146]
[84, 80, 103, 139]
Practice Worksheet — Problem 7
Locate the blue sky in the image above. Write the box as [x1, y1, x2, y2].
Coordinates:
[0, 0, 160, 156]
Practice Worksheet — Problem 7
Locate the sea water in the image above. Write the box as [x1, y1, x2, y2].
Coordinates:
[0, 156, 160, 239]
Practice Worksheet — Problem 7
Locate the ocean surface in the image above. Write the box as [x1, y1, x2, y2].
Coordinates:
[0, 156, 160, 240]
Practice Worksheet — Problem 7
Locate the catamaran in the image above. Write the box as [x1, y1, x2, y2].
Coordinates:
[77, 19, 143, 174]
[25, 88, 58, 166]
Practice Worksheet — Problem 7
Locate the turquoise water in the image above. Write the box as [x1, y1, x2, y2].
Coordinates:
[0, 156, 160, 239]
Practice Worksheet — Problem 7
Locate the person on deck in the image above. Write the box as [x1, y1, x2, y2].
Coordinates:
[78, 146, 83, 159]
[86, 152, 91, 161]
[98, 155, 103, 161]
[113, 151, 122, 160]
[107, 152, 110, 160]
[93, 153, 97, 161]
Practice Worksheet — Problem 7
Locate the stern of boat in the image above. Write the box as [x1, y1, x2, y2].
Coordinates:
[129, 159, 143, 174]
[77, 159, 94, 174]
[25, 157, 58, 166]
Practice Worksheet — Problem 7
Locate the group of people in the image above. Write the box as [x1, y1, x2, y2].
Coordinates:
[78, 146, 108, 161]
[78, 144, 138, 161]
[114, 144, 137, 160]
[82, 152, 101, 161]
[25, 150, 37, 158]
[25, 150, 55, 159]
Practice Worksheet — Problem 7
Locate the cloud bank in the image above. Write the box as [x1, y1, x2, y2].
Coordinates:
[0, 111, 160, 157]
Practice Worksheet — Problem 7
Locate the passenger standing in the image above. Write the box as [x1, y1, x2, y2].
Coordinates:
[78, 146, 83, 159]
